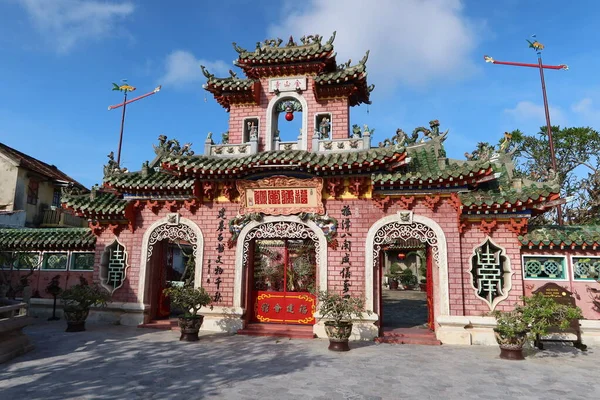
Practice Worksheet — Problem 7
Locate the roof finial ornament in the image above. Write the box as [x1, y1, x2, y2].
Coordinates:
[232, 42, 245, 53]
[228, 69, 238, 78]
[200, 65, 214, 79]
[326, 31, 337, 45]
[359, 50, 370, 65]
[287, 36, 297, 47]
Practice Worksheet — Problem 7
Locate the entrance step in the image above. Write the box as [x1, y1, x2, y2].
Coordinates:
[375, 328, 441, 346]
[138, 319, 179, 331]
[237, 323, 315, 339]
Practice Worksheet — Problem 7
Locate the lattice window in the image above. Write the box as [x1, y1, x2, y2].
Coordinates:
[42, 253, 68, 270]
[573, 257, 600, 281]
[469, 238, 512, 310]
[523, 256, 566, 280]
[100, 239, 128, 294]
[70, 253, 95, 271]
[0, 252, 40, 270]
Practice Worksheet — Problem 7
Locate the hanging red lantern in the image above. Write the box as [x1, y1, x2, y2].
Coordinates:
[285, 111, 294, 121]
[397, 252, 406, 261]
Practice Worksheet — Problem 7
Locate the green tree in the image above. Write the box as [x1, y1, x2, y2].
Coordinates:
[466, 126, 600, 225]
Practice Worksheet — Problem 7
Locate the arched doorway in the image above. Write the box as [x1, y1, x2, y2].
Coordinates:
[365, 211, 449, 335]
[234, 217, 328, 331]
[138, 215, 204, 322]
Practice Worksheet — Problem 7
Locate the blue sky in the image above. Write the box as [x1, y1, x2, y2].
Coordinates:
[0, 0, 598, 188]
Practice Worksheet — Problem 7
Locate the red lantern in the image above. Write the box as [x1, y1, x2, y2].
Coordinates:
[285, 112, 294, 121]
[397, 252, 406, 261]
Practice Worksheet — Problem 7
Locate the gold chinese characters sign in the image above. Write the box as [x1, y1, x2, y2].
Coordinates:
[237, 176, 324, 216]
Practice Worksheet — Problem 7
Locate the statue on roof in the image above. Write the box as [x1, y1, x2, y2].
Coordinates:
[153, 135, 194, 157]
[200, 65, 214, 79]
[286, 36, 297, 47]
[318, 117, 331, 139]
[103, 151, 127, 178]
[299, 34, 323, 46]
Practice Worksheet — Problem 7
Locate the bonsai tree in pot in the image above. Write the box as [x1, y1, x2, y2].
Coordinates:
[385, 262, 401, 290]
[398, 268, 418, 290]
[60, 277, 110, 332]
[491, 293, 583, 360]
[316, 290, 370, 352]
[162, 284, 212, 341]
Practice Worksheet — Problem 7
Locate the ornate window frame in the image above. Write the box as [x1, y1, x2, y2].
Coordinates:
[571, 255, 600, 281]
[100, 237, 129, 294]
[469, 237, 513, 311]
[522, 255, 568, 281]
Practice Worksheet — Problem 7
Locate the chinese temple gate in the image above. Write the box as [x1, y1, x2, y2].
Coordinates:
[4, 32, 599, 346]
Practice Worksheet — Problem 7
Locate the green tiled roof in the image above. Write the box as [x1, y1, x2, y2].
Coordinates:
[204, 76, 256, 91]
[105, 171, 196, 192]
[234, 35, 335, 63]
[0, 228, 95, 250]
[314, 62, 367, 85]
[62, 190, 128, 217]
[372, 145, 492, 184]
[163, 147, 406, 176]
[459, 180, 558, 208]
[520, 225, 600, 247]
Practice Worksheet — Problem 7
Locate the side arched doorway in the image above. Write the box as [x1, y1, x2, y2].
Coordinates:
[365, 211, 449, 336]
[138, 215, 204, 322]
[234, 216, 328, 332]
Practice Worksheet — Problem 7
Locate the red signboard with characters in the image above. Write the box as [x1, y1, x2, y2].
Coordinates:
[254, 292, 316, 324]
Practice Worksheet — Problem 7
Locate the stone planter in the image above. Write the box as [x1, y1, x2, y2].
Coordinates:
[64, 307, 90, 332]
[494, 329, 528, 360]
[324, 321, 353, 352]
[178, 315, 204, 342]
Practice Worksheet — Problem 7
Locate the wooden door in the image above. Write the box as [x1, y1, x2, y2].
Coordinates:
[426, 245, 435, 331]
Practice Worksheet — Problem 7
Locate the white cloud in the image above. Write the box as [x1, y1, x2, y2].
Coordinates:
[159, 50, 229, 89]
[20, 0, 134, 53]
[504, 101, 566, 127]
[571, 97, 600, 127]
[268, 0, 481, 92]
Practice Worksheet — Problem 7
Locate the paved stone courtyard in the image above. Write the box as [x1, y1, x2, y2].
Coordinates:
[1, 321, 598, 400]
[382, 289, 428, 328]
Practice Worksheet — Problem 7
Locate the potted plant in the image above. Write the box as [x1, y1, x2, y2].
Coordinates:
[491, 293, 583, 360]
[316, 290, 371, 352]
[419, 278, 427, 292]
[398, 269, 418, 290]
[385, 262, 401, 290]
[162, 284, 212, 342]
[60, 277, 110, 332]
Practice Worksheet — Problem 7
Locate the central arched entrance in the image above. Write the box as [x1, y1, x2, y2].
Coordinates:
[234, 216, 328, 334]
[365, 211, 449, 337]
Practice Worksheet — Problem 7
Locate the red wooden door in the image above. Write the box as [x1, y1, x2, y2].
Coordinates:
[426, 245, 435, 331]
[252, 239, 316, 325]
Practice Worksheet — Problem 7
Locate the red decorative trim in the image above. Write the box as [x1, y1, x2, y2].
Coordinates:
[183, 198, 201, 214]
[348, 177, 367, 197]
[448, 193, 462, 213]
[203, 182, 216, 201]
[507, 218, 528, 236]
[328, 238, 339, 250]
[478, 219, 497, 235]
[124, 202, 137, 233]
[192, 179, 202, 200]
[133, 200, 145, 211]
[424, 195, 441, 211]
[108, 223, 121, 235]
[146, 199, 161, 214]
[165, 200, 179, 212]
[326, 178, 344, 199]
[221, 181, 235, 201]
[458, 220, 470, 234]
[89, 221, 104, 236]
[397, 196, 416, 210]
[373, 195, 392, 212]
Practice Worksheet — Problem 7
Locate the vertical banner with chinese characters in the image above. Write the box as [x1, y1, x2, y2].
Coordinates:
[340, 205, 352, 295]
[212, 207, 227, 303]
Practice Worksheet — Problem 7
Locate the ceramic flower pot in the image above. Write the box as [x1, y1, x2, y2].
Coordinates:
[324, 321, 353, 352]
[494, 329, 528, 360]
[178, 315, 204, 342]
[64, 307, 90, 332]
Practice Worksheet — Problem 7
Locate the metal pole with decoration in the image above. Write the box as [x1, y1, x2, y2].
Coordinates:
[484, 36, 568, 225]
[108, 81, 162, 166]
